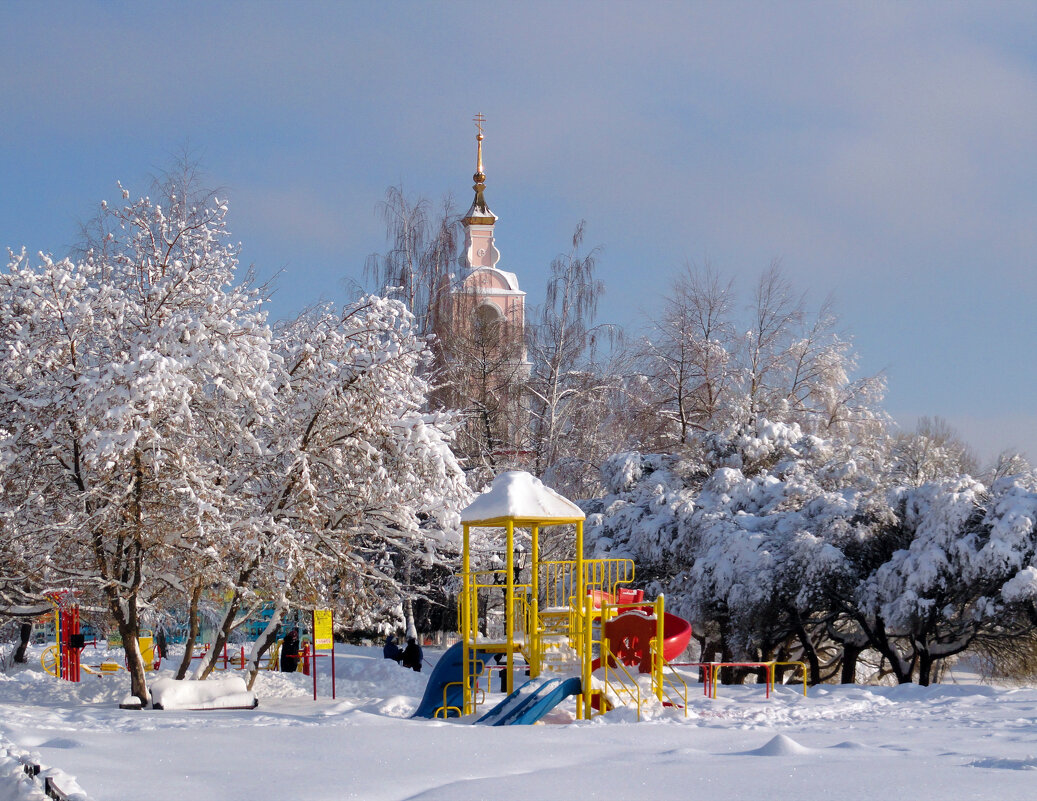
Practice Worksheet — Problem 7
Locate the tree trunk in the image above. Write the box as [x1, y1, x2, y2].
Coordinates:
[246, 604, 284, 691]
[694, 634, 715, 685]
[176, 580, 204, 680]
[918, 648, 933, 687]
[840, 642, 862, 684]
[95, 531, 148, 704]
[862, 614, 913, 684]
[793, 613, 822, 686]
[717, 622, 736, 685]
[403, 561, 416, 640]
[120, 615, 148, 704]
[14, 622, 32, 663]
[195, 590, 243, 680]
[116, 454, 149, 704]
[107, 589, 147, 704]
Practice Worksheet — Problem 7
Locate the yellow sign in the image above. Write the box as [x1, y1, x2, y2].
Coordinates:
[313, 609, 334, 650]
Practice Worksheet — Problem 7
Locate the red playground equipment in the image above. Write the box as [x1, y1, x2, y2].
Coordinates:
[593, 588, 693, 674]
[40, 591, 87, 681]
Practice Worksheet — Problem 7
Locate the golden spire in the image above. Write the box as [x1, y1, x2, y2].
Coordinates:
[473, 112, 486, 183]
[469, 112, 491, 217]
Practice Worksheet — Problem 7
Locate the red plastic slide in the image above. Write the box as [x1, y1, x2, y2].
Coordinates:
[592, 589, 693, 674]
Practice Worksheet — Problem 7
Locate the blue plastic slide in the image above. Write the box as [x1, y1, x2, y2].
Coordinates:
[411, 642, 490, 719]
[475, 676, 582, 726]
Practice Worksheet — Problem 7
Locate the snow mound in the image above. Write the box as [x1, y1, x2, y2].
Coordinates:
[968, 756, 1037, 771]
[831, 741, 871, 751]
[745, 734, 814, 756]
[150, 676, 258, 710]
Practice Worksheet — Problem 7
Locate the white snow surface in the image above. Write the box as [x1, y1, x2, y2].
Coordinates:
[461, 470, 585, 522]
[3, 643, 1037, 800]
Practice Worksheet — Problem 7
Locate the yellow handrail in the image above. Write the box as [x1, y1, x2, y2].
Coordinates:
[600, 638, 642, 721]
[771, 661, 809, 697]
[437, 680, 485, 719]
[538, 559, 635, 609]
[703, 660, 808, 698]
[464, 657, 487, 715]
[436, 681, 463, 719]
[656, 650, 689, 715]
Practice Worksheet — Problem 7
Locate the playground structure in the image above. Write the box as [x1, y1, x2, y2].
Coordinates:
[415, 471, 695, 722]
[39, 593, 162, 680]
[34, 587, 321, 682]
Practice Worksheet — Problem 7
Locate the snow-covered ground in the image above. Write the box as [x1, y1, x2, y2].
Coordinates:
[2, 643, 1036, 800]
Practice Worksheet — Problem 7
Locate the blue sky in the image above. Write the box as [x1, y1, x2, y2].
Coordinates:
[2, 1, 1035, 462]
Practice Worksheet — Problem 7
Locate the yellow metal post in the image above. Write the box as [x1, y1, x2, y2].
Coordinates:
[49, 601, 61, 680]
[576, 520, 584, 609]
[583, 593, 593, 719]
[654, 594, 665, 702]
[530, 523, 540, 678]
[462, 523, 471, 714]
[576, 518, 586, 716]
[505, 519, 515, 694]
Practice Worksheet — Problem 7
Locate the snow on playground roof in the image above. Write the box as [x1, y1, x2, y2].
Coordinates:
[460, 471, 585, 525]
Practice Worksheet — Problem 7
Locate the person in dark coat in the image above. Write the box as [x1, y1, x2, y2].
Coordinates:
[280, 629, 300, 673]
[14, 622, 32, 664]
[493, 652, 508, 692]
[383, 635, 402, 662]
[400, 637, 423, 672]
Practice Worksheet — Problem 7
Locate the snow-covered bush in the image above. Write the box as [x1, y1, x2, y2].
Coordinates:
[585, 421, 1037, 685]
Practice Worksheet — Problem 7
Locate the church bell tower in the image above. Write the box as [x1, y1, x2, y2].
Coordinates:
[436, 115, 531, 464]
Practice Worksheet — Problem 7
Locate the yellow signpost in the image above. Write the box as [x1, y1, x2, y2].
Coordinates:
[310, 609, 336, 700]
[313, 610, 334, 650]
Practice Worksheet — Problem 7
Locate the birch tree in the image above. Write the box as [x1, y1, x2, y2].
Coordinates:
[525, 223, 619, 497]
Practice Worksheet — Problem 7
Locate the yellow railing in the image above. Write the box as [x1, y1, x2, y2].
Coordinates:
[467, 655, 488, 715]
[434, 680, 464, 719]
[457, 575, 533, 642]
[653, 644, 689, 716]
[700, 660, 808, 699]
[600, 638, 643, 721]
[586, 558, 636, 599]
[771, 661, 809, 697]
[539, 558, 635, 609]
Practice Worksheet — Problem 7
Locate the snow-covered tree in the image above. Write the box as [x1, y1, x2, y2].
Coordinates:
[584, 422, 892, 682]
[585, 428, 1037, 686]
[0, 182, 276, 703]
[859, 473, 1037, 684]
[192, 295, 472, 678]
[890, 416, 979, 487]
[634, 264, 887, 455]
[364, 185, 458, 337]
[1, 171, 472, 698]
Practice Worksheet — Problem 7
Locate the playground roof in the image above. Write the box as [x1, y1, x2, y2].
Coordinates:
[460, 471, 585, 527]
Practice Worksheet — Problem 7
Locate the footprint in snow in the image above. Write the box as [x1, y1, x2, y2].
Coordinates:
[40, 738, 80, 750]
